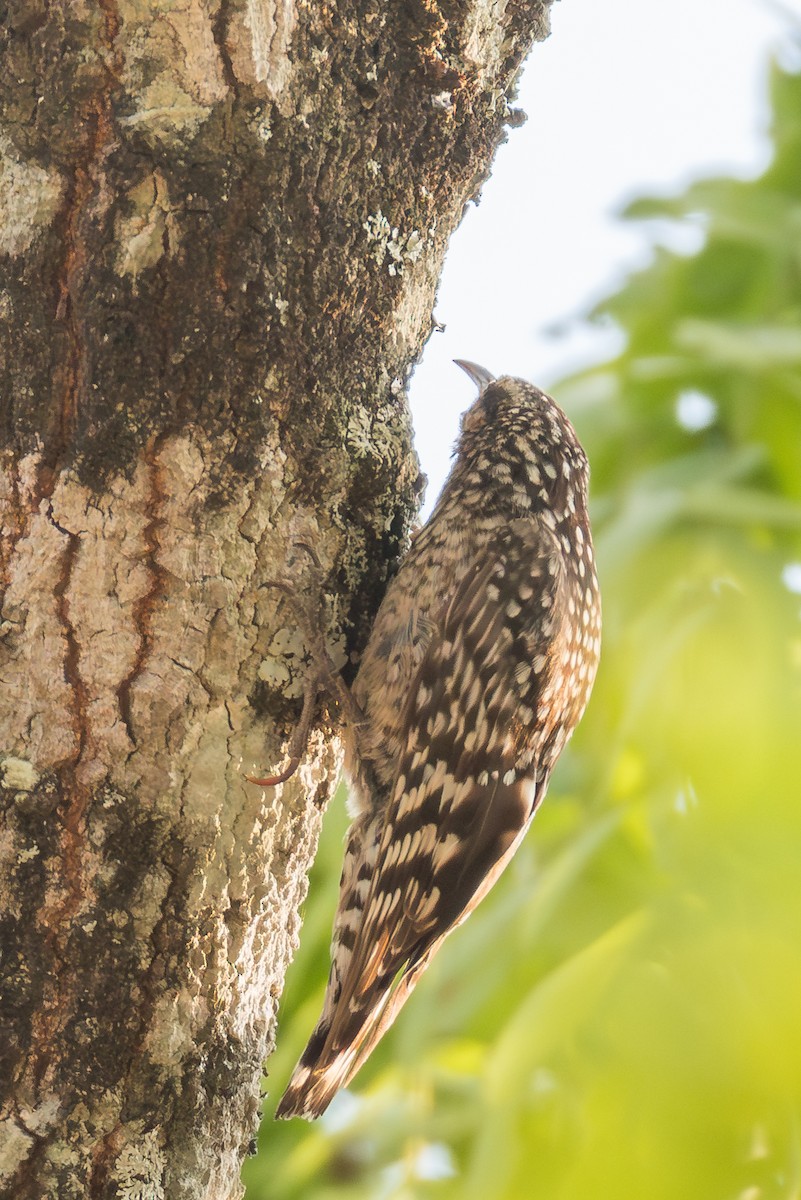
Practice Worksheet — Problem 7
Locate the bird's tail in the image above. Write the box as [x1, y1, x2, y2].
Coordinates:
[274, 1020, 367, 1121]
[275, 951, 431, 1120]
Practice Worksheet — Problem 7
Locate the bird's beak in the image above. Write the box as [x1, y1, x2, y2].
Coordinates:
[454, 360, 496, 393]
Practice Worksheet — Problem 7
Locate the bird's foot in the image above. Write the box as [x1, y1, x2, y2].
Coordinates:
[247, 542, 365, 787]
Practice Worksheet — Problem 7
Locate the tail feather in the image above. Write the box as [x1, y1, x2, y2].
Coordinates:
[275, 949, 435, 1120]
[275, 1039, 361, 1121]
[275, 987, 392, 1121]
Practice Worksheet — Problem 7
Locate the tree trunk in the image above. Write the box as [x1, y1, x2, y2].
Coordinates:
[0, 2, 552, 1195]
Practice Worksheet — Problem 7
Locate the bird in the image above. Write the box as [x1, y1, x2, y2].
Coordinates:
[274, 362, 602, 1120]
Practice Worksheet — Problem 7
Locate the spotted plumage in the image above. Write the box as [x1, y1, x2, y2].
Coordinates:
[275, 364, 601, 1120]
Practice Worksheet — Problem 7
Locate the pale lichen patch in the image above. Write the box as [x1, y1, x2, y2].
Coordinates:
[0, 1117, 33, 1177]
[344, 405, 374, 458]
[0, 135, 65, 257]
[143, 990, 209, 1069]
[227, 0, 298, 104]
[363, 210, 426, 277]
[120, 77, 214, 143]
[1, 756, 40, 792]
[115, 171, 178, 282]
[258, 625, 307, 698]
[113, 1127, 166, 1200]
[0, 1095, 61, 1176]
[117, 0, 226, 146]
[17, 1096, 61, 1136]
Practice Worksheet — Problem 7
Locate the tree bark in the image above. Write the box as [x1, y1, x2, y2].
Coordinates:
[0, 2, 552, 1196]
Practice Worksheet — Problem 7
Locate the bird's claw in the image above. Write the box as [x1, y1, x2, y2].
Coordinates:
[248, 539, 364, 787]
[245, 756, 301, 788]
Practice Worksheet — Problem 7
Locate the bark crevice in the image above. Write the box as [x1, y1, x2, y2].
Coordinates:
[116, 435, 169, 749]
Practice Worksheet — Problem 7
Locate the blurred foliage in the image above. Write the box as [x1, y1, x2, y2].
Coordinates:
[244, 47, 801, 1200]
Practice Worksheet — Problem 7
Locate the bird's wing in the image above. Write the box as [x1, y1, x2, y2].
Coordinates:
[285, 519, 570, 1101]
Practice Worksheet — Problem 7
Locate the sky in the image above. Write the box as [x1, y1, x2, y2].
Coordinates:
[409, 0, 797, 514]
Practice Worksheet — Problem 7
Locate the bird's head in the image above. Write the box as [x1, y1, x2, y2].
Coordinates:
[453, 361, 590, 521]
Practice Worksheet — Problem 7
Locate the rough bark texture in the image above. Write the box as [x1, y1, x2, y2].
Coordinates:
[0, 2, 552, 1196]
